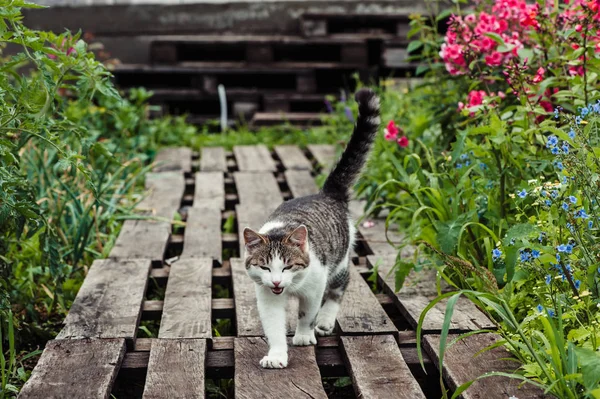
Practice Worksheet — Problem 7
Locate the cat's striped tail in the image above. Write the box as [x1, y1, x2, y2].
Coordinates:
[321, 88, 380, 202]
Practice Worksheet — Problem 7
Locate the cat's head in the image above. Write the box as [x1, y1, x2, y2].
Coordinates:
[242, 225, 310, 295]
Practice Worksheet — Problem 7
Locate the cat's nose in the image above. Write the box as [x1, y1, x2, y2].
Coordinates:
[272, 281, 281, 287]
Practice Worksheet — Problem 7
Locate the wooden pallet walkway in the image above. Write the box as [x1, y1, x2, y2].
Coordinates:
[20, 145, 546, 399]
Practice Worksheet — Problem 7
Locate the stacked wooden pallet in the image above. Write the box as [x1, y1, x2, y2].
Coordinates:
[18, 145, 547, 399]
[111, 12, 418, 129]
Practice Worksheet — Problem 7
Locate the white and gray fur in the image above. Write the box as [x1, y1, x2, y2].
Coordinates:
[242, 88, 380, 369]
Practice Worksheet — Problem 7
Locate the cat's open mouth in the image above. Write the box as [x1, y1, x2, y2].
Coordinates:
[271, 287, 284, 295]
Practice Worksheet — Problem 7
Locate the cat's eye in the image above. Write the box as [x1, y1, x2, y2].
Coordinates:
[259, 266, 270, 271]
[283, 265, 293, 271]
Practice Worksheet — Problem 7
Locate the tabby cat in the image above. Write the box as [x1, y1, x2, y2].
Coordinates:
[242, 88, 380, 368]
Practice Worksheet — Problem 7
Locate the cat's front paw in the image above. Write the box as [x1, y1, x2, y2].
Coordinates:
[315, 322, 335, 336]
[259, 352, 288, 369]
[292, 332, 317, 346]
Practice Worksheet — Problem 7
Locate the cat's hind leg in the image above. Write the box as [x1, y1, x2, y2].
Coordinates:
[315, 264, 349, 336]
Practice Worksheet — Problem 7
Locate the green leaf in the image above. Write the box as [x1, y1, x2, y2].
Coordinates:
[407, 41, 424, 54]
[502, 223, 539, 246]
[415, 65, 429, 76]
[434, 213, 471, 254]
[394, 259, 415, 291]
[484, 32, 505, 45]
[575, 347, 600, 390]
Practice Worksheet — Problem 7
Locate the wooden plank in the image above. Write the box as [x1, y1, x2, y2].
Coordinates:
[234, 172, 282, 207]
[19, 338, 126, 399]
[337, 265, 396, 334]
[181, 206, 222, 261]
[194, 171, 225, 210]
[159, 258, 212, 339]
[233, 145, 277, 172]
[424, 334, 548, 399]
[109, 220, 170, 265]
[284, 170, 319, 198]
[230, 258, 297, 337]
[143, 339, 206, 399]
[340, 335, 426, 399]
[234, 337, 327, 399]
[252, 112, 323, 127]
[153, 147, 192, 173]
[274, 145, 312, 170]
[57, 259, 151, 343]
[307, 144, 336, 171]
[200, 147, 227, 172]
[139, 171, 185, 220]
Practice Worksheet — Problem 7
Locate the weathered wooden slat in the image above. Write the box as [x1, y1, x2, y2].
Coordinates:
[181, 205, 222, 261]
[234, 337, 327, 399]
[230, 258, 297, 337]
[200, 147, 227, 172]
[159, 258, 212, 339]
[274, 145, 313, 170]
[109, 220, 170, 265]
[424, 334, 548, 399]
[340, 335, 426, 399]
[356, 214, 494, 332]
[233, 145, 277, 172]
[57, 259, 151, 343]
[139, 171, 185, 220]
[307, 144, 337, 171]
[153, 147, 193, 174]
[142, 339, 206, 399]
[337, 265, 396, 334]
[19, 338, 125, 399]
[284, 170, 319, 198]
[252, 112, 323, 127]
[194, 171, 225, 210]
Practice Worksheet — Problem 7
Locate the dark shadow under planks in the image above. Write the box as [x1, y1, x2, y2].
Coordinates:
[158, 258, 212, 339]
[142, 339, 206, 399]
[200, 147, 227, 172]
[109, 220, 170, 265]
[19, 338, 125, 399]
[233, 145, 277, 172]
[153, 147, 192, 174]
[194, 171, 225, 210]
[57, 259, 151, 343]
[307, 144, 337, 171]
[181, 206, 222, 262]
[234, 337, 327, 399]
[230, 258, 297, 337]
[284, 170, 319, 198]
[337, 265, 396, 334]
[274, 145, 313, 170]
[340, 335, 426, 399]
[424, 334, 549, 399]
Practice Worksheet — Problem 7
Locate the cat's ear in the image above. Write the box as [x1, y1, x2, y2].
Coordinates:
[284, 225, 308, 252]
[243, 227, 267, 253]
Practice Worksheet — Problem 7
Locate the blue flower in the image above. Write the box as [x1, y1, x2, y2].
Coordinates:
[554, 108, 560, 119]
[597, 266, 600, 274]
[563, 176, 568, 184]
[545, 275, 552, 285]
[565, 244, 573, 253]
[551, 190, 558, 199]
[555, 161, 564, 171]
[492, 248, 502, 260]
[532, 250, 540, 259]
[576, 116, 583, 125]
[575, 209, 590, 219]
[520, 252, 531, 262]
[548, 309, 556, 317]
[556, 253, 561, 261]
[562, 202, 569, 211]
[536, 304, 543, 313]
[547, 135, 558, 147]
[456, 163, 463, 169]
[557, 244, 567, 252]
[479, 163, 487, 170]
[580, 106, 589, 117]
[589, 220, 593, 229]
[509, 238, 516, 246]
[575, 280, 581, 289]
[465, 160, 471, 166]
[569, 195, 577, 204]
[562, 144, 569, 154]
[518, 189, 527, 198]
[593, 102, 600, 113]
[551, 147, 560, 155]
[460, 153, 468, 160]
[545, 200, 552, 206]
[568, 129, 576, 139]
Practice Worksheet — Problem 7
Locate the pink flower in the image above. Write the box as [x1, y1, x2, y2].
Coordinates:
[498, 91, 506, 99]
[384, 120, 400, 141]
[467, 90, 487, 107]
[485, 51, 503, 66]
[362, 220, 375, 229]
[532, 67, 545, 83]
[397, 136, 409, 148]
